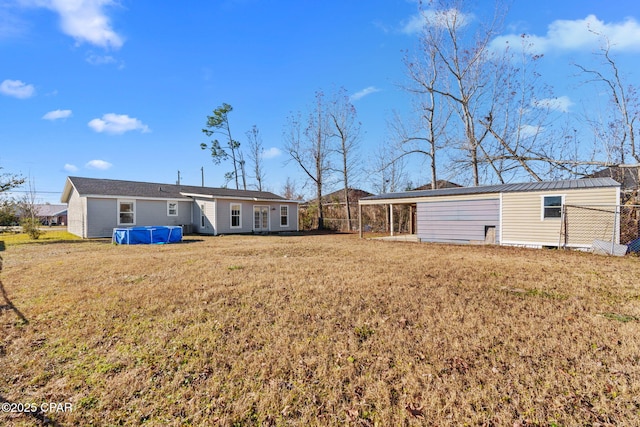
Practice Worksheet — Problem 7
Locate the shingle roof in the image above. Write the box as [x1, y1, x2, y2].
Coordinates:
[589, 166, 640, 190]
[361, 177, 620, 202]
[65, 176, 288, 201]
[35, 204, 67, 217]
[412, 180, 463, 191]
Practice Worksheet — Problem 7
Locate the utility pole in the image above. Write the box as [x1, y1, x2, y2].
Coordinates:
[201, 167, 204, 187]
[176, 170, 181, 185]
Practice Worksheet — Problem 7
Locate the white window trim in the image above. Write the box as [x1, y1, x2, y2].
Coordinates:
[118, 199, 136, 226]
[280, 205, 289, 227]
[167, 201, 179, 216]
[541, 194, 564, 220]
[230, 203, 242, 228]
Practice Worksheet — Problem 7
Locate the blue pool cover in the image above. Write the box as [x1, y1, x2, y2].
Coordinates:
[112, 226, 183, 245]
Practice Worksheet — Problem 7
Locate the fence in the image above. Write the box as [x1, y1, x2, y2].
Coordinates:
[560, 204, 640, 254]
[300, 218, 360, 232]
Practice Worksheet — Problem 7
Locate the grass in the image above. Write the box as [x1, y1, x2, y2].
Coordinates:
[0, 228, 81, 246]
[1, 234, 639, 426]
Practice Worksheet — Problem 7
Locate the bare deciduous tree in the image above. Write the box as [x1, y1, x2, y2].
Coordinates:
[18, 178, 42, 239]
[413, 0, 505, 185]
[328, 87, 361, 225]
[369, 144, 409, 194]
[396, 33, 452, 189]
[575, 39, 639, 166]
[246, 125, 266, 191]
[283, 92, 332, 229]
[0, 167, 24, 194]
[282, 177, 304, 200]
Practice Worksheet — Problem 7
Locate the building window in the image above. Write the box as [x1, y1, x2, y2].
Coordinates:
[280, 205, 289, 227]
[200, 204, 206, 228]
[167, 201, 178, 216]
[230, 203, 241, 228]
[118, 200, 135, 225]
[543, 195, 563, 219]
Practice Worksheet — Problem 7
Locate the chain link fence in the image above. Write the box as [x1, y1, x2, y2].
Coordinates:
[560, 204, 640, 254]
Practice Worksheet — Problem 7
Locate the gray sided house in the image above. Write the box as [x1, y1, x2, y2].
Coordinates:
[61, 177, 299, 238]
[359, 178, 621, 249]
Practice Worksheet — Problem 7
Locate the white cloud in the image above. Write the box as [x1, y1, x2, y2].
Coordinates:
[350, 86, 381, 102]
[402, 8, 472, 34]
[519, 124, 543, 138]
[261, 147, 282, 159]
[532, 96, 574, 113]
[85, 52, 124, 68]
[43, 109, 72, 120]
[85, 159, 112, 170]
[64, 163, 78, 172]
[23, 0, 123, 49]
[402, 13, 425, 34]
[0, 79, 35, 98]
[492, 15, 640, 54]
[88, 113, 150, 134]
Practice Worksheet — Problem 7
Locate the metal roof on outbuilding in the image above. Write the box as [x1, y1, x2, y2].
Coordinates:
[360, 177, 620, 202]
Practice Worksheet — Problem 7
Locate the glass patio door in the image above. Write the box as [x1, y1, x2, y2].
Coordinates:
[253, 206, 269, 232]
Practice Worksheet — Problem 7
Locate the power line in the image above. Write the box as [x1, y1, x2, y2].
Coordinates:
[5, 190, 61, 194]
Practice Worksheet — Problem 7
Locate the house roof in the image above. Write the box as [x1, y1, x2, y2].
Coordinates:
[35, 204, 67, 217]
[361, 177, 620, 202]
[412, 180, 462, 191]
[303, 188, 374, 206]
[589, 166, 639, 191]
[61, 176, 291, 203]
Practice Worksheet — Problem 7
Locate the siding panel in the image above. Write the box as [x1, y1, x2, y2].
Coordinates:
[86, 198, 117, 238]
[501, 187, 618, 247]
[66, 190, 85, 238]
[135, 200, 192, 227]
[417, 199, 500, 243]
[214, 200, 299, 234]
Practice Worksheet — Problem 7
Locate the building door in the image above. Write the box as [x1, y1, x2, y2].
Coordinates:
[253, 206, 269, 232]
[199, 201, 215, 234]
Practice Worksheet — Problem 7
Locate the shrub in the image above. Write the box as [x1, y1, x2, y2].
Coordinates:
[21, 217, 43, 239]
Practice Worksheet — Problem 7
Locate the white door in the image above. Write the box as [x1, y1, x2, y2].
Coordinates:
[199, 201, 215, 234]
[253, 206, 269, 232]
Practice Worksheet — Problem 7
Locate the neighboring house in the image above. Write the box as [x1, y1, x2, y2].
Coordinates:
[359, 178, 621, 249]
[412, 180, 462, 191]
[589, 165, 639, 201]
[35, 204, 68, 226]
[299, 188, 374, 231]
[61, 176, 300, 238]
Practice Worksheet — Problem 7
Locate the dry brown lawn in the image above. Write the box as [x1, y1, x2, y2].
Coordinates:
[1, 234, 639, 426]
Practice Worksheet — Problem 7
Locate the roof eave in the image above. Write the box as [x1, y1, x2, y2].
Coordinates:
[180, 192, 296, 203]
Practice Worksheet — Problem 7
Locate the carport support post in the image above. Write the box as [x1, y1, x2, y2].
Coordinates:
[390, 203, 394, 237]
[358, 203, 363, 238]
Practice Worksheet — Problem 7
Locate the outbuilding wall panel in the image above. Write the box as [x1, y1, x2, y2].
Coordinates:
[501, 187, 618, 246]
[417, 199, 500, 243]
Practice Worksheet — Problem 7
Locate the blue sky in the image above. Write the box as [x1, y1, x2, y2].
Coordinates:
[1, 0, 640, 203]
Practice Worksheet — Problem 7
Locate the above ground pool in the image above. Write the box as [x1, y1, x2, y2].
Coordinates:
[112, 226, 183, 245]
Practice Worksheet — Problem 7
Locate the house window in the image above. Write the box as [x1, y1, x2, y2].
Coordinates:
[118, 200, 135, 225]
[230, 203, 241, 228]
[543, 195, 563, 219]
[200, 204, 206, 228]
[167, 201, 178, 216]
[280, 205, 289, 227]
